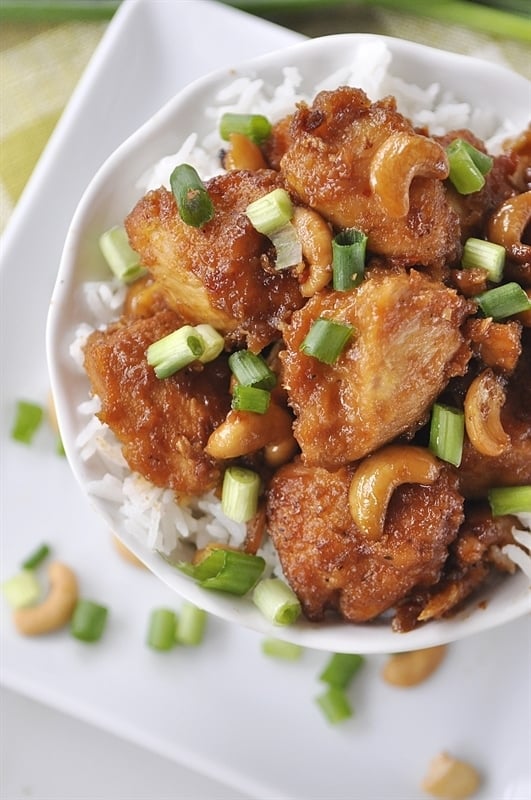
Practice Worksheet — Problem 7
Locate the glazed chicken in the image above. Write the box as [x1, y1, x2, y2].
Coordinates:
[84, 309, 231, 497]
[278, 87, 461, 271]
[125, 170, 304, 352]
[266, 458, 464, 624]
[281, 268, 473, 468]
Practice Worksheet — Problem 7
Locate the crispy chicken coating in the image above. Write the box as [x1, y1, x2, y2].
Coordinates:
[84, 309, 231, 497]
[266, 458, 464, 623]
[279, 87, 461, 271]
[125, 170, 304, 352]
[281, 269, 473, 468]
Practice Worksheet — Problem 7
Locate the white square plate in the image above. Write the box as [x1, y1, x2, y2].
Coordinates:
[1, 1, 530, 798]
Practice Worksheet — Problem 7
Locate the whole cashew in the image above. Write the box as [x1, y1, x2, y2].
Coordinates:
[464, 368, 510, 457]
[382, 645, 447, 687]
[370, 131, 449, 218]
[13, 561, 78, 636]
[488, 191, 531, 264]
[348, 445, 441, 540]
[422, 752, 481, 799]
[205, 403, 295, 460]
[292, 206, 333, 297]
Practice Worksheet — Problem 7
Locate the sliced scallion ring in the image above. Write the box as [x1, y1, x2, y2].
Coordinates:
[170, 163, 214, 228]
[474, 282, 531, 320]
[70, 599, 108, 642]
[319, 652, 364, 689]
[245, 188, 293, 236]
[299, 317, 355, 364]
[221, 466, 261, 523]
[219, 112, 272, 144]
[146, 325, 204, 378]
[429, 403, 464, 467]
[332, 228, 367, 291]
[252, 577, 302, 626]
[488, 486, 531, 516]
[177, 546, 265, 596]
[146, 608, 177, 651]
[231, 384, 271, 415]
[99, 225, 147, 283]
[228, 350, 277, 390]
[11, 400, 43, 444]
[446, 138, 490, 194]
[461, 238, 505, 283]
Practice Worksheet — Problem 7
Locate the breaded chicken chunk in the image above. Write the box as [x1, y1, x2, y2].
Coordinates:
[266, 458, 464, 623]
[84, 309, 231, 497]
[279, 87, 461, 271]
[125, 170, 304, 352]
[281, 269, 473, 468]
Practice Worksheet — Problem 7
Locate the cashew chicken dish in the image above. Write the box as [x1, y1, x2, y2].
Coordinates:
[82, 85, 531, 632]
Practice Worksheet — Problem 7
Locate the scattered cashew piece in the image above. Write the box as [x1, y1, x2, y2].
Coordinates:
[382, 645, 447, 687]
[422, 752, 481, 799]
[13, 561, 78, 636]
[464, 368, 510, 457]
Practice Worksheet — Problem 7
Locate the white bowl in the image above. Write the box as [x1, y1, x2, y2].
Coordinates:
[47, 33, 531, 654]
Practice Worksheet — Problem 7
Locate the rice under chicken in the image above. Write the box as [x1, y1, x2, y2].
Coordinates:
[71, 45, 531, 631]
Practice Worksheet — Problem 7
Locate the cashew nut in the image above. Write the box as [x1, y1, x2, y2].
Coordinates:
[487, 191, 531, 264]
[422, 752, 481, 799]
[224, 132, 268, 171]
[348, 445, 441, 540]
[13, 561, 78, 636]
[205, 403, 295, 460]
[292, 206, 333, 296]
[464, 368, 510, 457]
[370, 131, 449, 217]
[382, 645, 447, 687]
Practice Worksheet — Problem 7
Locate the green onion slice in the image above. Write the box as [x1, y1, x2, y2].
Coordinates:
[99, 225, 147, 283]
[1, 570, 41, 609]
[146, 608, 177, 651]
[332, 228, 367, 291]
[446, 138, 491, 194]
[316, 686, 353, 725]
[319, 652, 364, 690]
[429, 403, 464, 467]
[270, 222, 302, 270]
[252, 577, 302, 626]
[228, 350, 277, 390]
[231, 384, 271, 415]
[245, 188, 293, 236]
[146, 325, 204, 378]
[70, 599, 108, 642]
[461, 237, 505, 283]
[170, 163, 214, 228]
[300, 317, 355, 365]
[221, 466, 261, 523]
[11, 400, 43, 444]
[261, 637, 304, 660]
[178, 547, 266, 596]
[219, 112, 272, 144]
[175, 602, 207, 646]
[193, 324, 225, 363]
[488, 486, 531, 516]
[21, 543, 51, 571]
[475, 282, 531, 320]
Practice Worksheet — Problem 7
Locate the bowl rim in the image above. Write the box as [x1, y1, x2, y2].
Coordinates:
[46, 32, 531, 654]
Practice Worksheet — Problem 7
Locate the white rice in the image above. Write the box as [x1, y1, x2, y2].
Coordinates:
[72, 45, 530, 578]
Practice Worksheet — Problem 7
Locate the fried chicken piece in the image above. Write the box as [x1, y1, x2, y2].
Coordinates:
[280, 269, 473, 468]
[266, 458, 464, 624]
[125, 170, 304, 352]
[279, 87, 461, 271]
[84, 309, 231, 497]
[458, 332, 531, 497]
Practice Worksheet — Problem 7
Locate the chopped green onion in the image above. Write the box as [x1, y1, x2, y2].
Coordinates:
[446, 138, 490, 194]
[175, 602, 207, 646]
[462, 238, 505, 283]
[252, 578, 302, 626]
[231, 384, 271, 414]
[11, 400, 43, 444]
[319, 652, 364, 690]
[178, 547, 265, 596]
[221, 466, 261, 523]
[1, 570, 41, 609]
[170, 163, 214, 228]
[429, 403, 464, 467]
[316, 686, 353, 725]
[193, 324, 225, 363]
[488, 486, 531, 516]
[146, 325, 204, 378]
[70, 599, 108, 642]
[245, 188, 293, 236]
[475, 282, 531, 320]
[269, 221, 302, 270]
[219, 112, 272, 145]
[332, 228, 367, 291]
[300, 318, 354, 365]
[146, 608, 177, 651]
[99, 225, 146, 283]
[261, 637, 304, 660]
[21, 544, 50, 571]
[228, 350, 277, 390]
